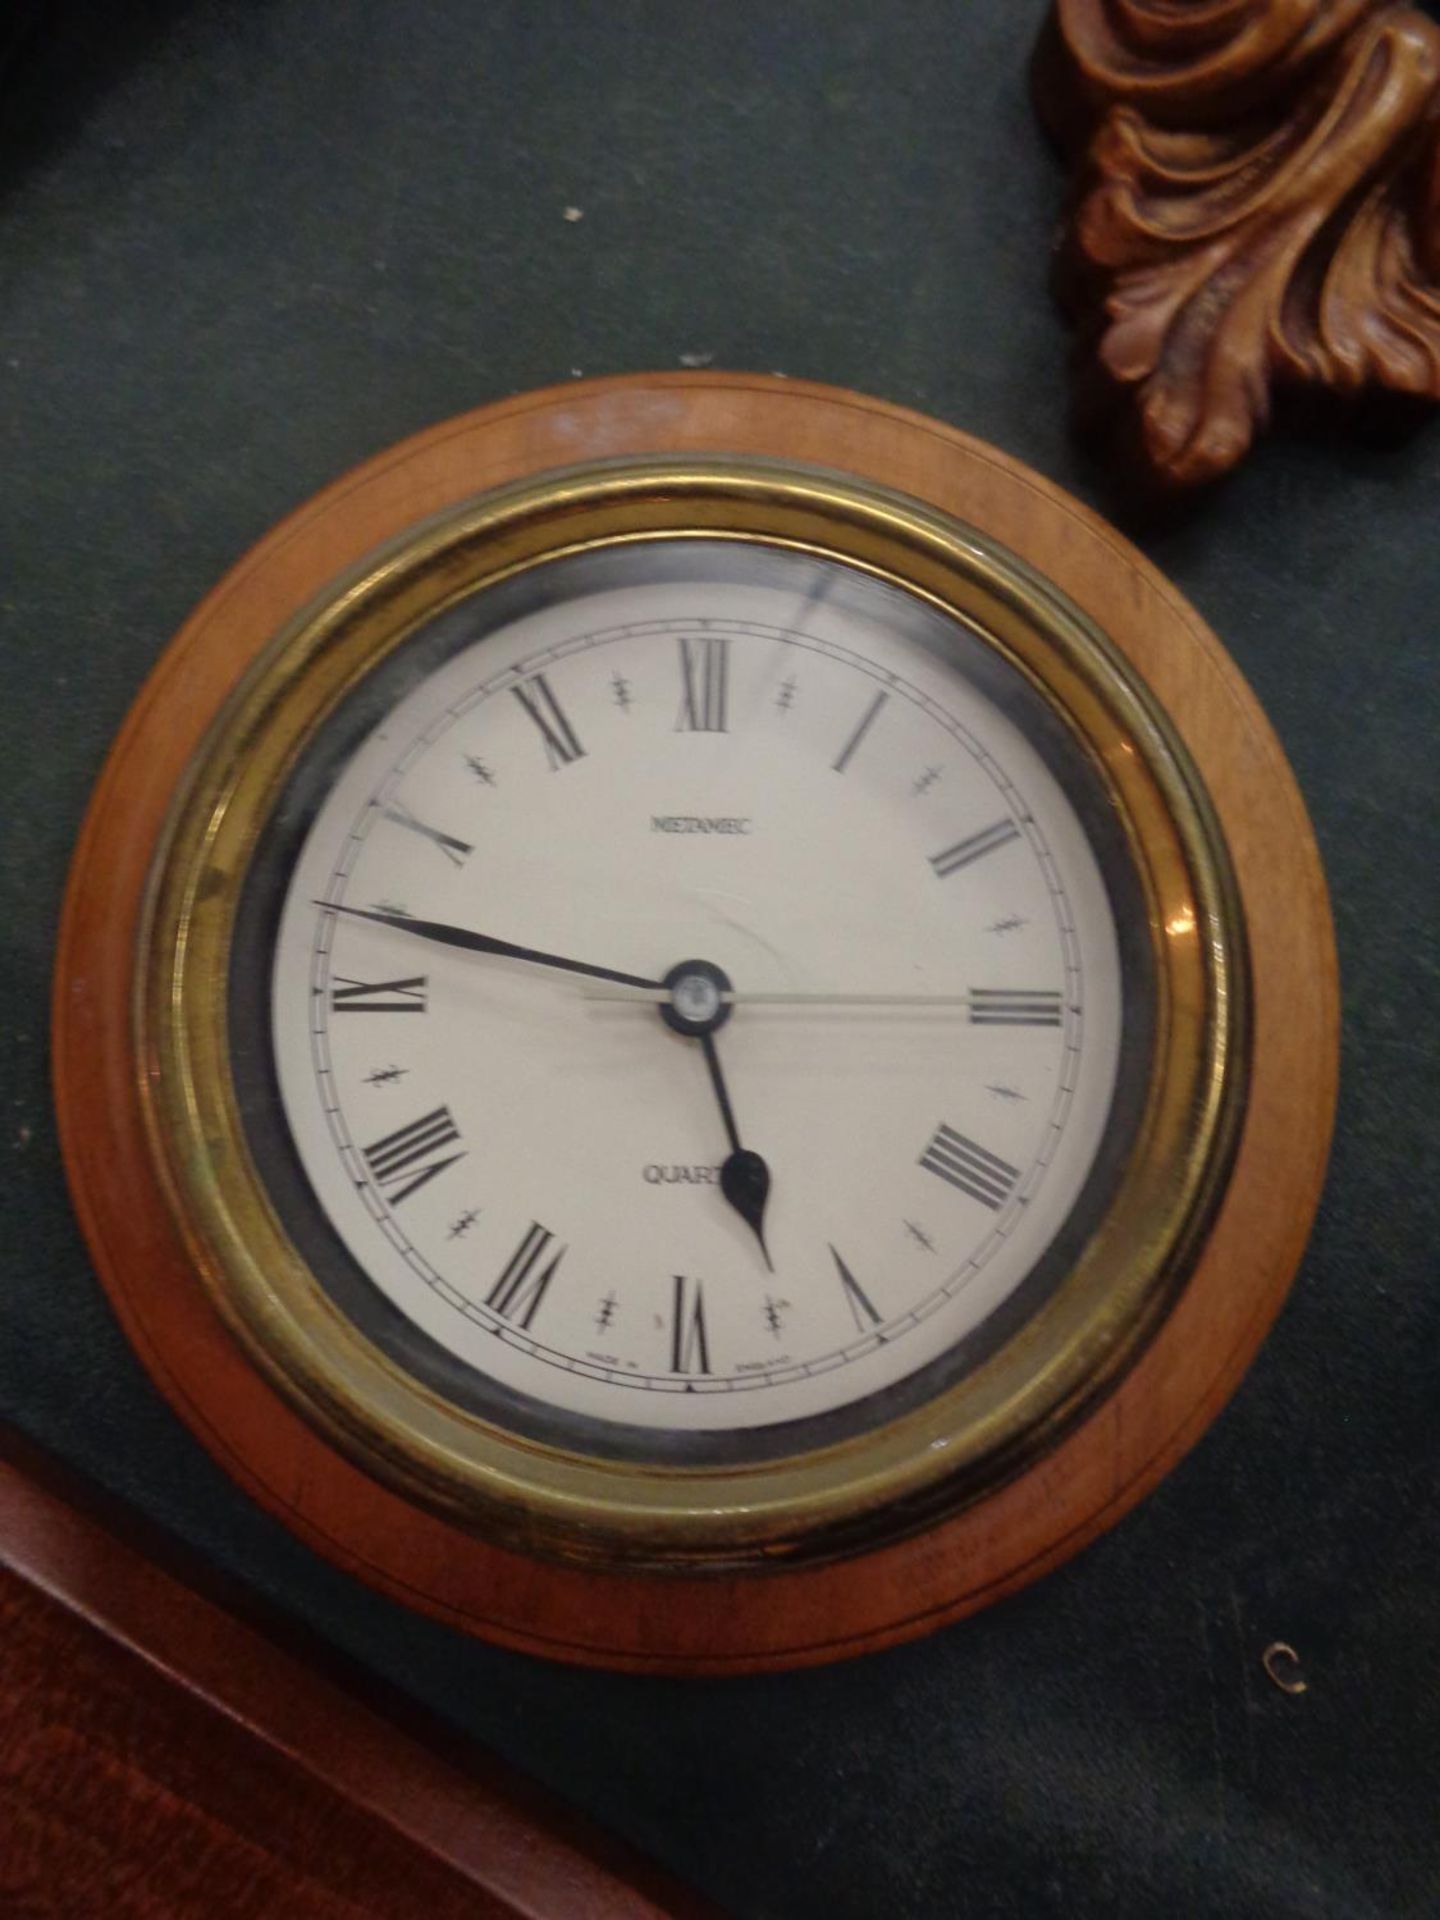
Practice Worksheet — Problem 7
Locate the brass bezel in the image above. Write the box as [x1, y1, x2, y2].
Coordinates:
[138, 458, 1247, 1572]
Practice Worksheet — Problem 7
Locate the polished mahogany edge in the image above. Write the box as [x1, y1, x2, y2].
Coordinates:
[52, 372, 1339, 1672]
[0, 1422, 723, 1919]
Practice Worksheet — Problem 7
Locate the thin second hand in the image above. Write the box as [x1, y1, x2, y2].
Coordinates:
[583, 986, 980, 1007]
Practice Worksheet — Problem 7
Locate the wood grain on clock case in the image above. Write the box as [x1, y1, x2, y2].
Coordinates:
[52, 375, 1338, 1674]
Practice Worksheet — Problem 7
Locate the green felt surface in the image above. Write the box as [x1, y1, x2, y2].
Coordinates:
[3, 4, 1438, 1915]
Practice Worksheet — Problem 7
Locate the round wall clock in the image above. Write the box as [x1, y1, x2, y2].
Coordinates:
[54, 376, 1337, 1673]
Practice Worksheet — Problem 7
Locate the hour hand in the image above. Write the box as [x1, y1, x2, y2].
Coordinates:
[653, 963, 774, 1271]
[700, 1033, 773, 1273]
[314, 901, 660, 993]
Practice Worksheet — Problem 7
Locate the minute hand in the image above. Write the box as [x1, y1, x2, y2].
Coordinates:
[315, 902, 661, 992]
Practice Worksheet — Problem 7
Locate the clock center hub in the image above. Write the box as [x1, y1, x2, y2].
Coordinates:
[659, 958, 733, 1037]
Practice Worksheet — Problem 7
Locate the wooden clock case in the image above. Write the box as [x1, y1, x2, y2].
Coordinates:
[52, 375, 1337, 1674]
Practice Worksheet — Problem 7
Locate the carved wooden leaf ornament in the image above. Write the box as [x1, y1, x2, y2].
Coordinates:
[1036, 1, 1440, 486]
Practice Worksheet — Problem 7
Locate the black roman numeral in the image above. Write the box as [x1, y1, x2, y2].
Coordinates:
[968, 988, 1063, 1027]
[485, 1222, 564, 1329]
[930, 818, 1020, 879]
[919, 1124, 1019, 1210]
[330, 974, 428, 1014]
[676, 635, 729, 732]
[830, 1245, 881, 1332]
[362, 1106, 464, 1205]
[381, 801, 473, 868]
[513, 672, 585, 768]
[669, 1274, 711, 1374]
[831, 690, 888, 773]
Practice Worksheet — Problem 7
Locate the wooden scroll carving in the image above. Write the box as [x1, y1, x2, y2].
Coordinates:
[1034, 1, 1440, 487]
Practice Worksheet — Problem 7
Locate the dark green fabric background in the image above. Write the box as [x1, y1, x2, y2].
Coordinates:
[4, 5, 1438, 1914]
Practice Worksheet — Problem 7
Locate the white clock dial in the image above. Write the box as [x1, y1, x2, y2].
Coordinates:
[260, 542, 1136, 1450]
